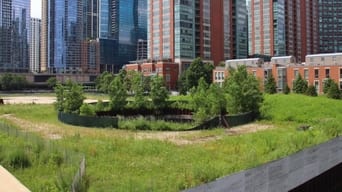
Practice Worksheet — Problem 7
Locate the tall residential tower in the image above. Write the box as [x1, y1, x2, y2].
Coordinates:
[148, 0, 248, 68]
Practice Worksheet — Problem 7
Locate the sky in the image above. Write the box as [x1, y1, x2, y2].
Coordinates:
[31, 0, 42, 19]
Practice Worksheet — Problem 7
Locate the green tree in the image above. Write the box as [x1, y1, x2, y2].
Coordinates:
[327, 81, 341, 99]
[150, 76, 169, 111]
[108, 76, 128, 111]
[54, 81, 85, 113]
[46, 77, 57, 89]
[323, 78, 335, 94]
[223, 65, 263, 114]
[181, 57, 214, 92]
[63, 81, 86, 113]
[95, 71, 114, 93]
[0, 74, 28, 90]
[305, 85, 318, 97]
[292, 74, 308, 94]
[131, 72, 147, 108]
[190, 77, 210, 123]
[207, 83, 227, 116]
[264, 74, 277, 94]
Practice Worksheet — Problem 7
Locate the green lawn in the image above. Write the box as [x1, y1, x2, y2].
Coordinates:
[0, 94, 340, 191]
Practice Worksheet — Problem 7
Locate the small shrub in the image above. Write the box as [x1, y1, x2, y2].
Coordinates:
[7, 149, 31, 169]
[80, 103, 96, 116]
[95, 100, 106, 112]
[327, 82, 341, 99]
[305, 85, 317, 97]
[135, 118, 151, 130]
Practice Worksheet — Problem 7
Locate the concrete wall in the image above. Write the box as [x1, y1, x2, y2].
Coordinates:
[185, 137, 342, 192]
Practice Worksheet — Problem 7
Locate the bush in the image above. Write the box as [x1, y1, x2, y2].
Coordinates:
[80, 103, 96, 116]
[7, 149, 31, 169]
[327, 81, 341, 99]
[305, 85, 317, 97]
[292, 74, 308, 94]
[95, 100, 106, 112]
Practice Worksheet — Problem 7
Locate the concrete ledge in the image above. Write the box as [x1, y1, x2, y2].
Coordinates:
[185, 137, 342, 192]
[0, 166, 31, 192]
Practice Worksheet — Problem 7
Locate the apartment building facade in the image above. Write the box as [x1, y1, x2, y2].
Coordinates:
[213, 53, 342, 94]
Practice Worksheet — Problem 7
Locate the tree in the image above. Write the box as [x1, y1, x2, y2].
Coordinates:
[181, 57, 214, 92]
[190, 77, 210, 122]
[327, 81, 341, 99]
[95, 71, 114, 93]
[130, 72, 147, 108]
[292, 74, 308, 94]
[47, 77, 57, 89]
[264, 74, 277, 94]
[223, 65, 263, 114]
[323, 78, 335, 94]
[0, 74, 28, 90]
[108, 76, 128, 111]
[54, 80, 85, 113]
[305, 85, 318, 97]
[150, 76, 169, 111]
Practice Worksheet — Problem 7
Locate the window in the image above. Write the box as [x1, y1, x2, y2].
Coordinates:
[294, 70, 299, 78]
[304, 69, 309, 80]
[340, 68, 342, 79]
[315, 69, 319, 79]
[325, 68, 330, 78]
[340, 81, 342, 90]
[314, 80, 320, 93]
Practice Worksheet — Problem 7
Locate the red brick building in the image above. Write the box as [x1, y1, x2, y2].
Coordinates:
[125, 60, 179, 90]
[214, 53, 342, 94]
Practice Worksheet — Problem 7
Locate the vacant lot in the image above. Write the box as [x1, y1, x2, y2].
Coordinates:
[0, 94, 340, 191]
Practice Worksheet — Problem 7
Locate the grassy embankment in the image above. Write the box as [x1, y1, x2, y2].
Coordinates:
[0, 94, 341, 191]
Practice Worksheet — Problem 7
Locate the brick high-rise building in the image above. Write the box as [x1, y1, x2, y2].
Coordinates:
[318, 0, 342, 53]
[285, 0, 319, 63]
[148, 0, 248, 70]
[248, 0, 319, 62]
[248, 0, 286, 57]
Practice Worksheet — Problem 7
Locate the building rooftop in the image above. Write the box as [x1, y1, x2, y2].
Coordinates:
[306, 52, 342, 57]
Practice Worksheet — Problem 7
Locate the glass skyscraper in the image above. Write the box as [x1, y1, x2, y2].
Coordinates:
[0, 0, 30, 72]
[99, 0, 147, 73]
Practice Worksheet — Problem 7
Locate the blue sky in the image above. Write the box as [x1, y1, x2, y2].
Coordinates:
[31, 0, 42, 18]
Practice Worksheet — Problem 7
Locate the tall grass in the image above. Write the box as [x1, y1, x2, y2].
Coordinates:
[0, 94, 340, 191]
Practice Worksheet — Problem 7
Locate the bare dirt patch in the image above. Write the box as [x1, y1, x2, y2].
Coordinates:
[0, 114, 63, 140]
[225, 123, 273, 136]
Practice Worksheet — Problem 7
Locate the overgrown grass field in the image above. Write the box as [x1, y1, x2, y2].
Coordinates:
[0, 94, 341, 191]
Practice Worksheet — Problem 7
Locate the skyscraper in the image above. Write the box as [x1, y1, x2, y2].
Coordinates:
[0, 0, 30, 72]
[98, 0, 147, 73]
[41, 0, 100, 74]
[30, 18, 41, 73]
[248, 0, 286, 57]
[148, 0, 248, 68]
[285, 0, 318, 62]
[318, 0, 342, 53]
[248, 0, 319, 62]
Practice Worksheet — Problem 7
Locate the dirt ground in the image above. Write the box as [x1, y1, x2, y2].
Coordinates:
[1, 96, 97, 104]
